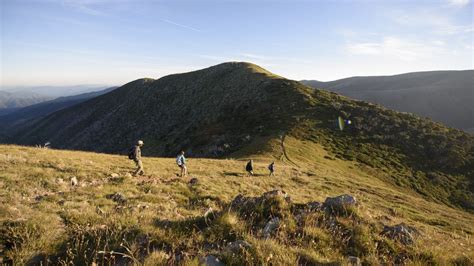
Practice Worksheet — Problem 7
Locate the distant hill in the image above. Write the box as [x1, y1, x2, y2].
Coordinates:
[0, 87, 117, 136]
[301, 70, 474, 132]
[3, 62, 473, 212]
[2, 84, 112, 98]
[0, 91, 52, 115]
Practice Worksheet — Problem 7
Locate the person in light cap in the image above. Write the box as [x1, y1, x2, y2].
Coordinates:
[132, 140, 144, 176]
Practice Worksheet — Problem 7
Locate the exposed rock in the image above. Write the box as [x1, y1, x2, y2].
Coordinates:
[263, 217, 280, 238]
[227, 240, 252, 253]
[263, 190, 290, 202]
[106, 192, 127, 205]
[199, 255, 225, 266]
[306, 201, 323, 212]
[124, 173, 133, 179]
[110, 173, 119, 178]
[382, 223, 418, 245]
[70, 176, 78, 186]
[347, 256, 361, 266]
[323, 194, 356, 210]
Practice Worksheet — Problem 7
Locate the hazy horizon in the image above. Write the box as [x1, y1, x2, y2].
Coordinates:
[1, 0, 473, 87]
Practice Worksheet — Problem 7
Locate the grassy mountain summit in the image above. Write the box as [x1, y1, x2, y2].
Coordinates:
[6, 62, 473, 211]
[1, 63, 473, 264]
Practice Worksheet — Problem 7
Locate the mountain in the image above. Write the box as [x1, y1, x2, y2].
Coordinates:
[2, 84, 113, 98]
[0, 91, 52, 115]
[0, 87, 117, 137]
[4, 62, 473, 211]
[301, 70, 474, 132]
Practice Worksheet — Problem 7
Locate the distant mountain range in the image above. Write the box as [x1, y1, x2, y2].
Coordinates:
[1, 62, 471, 210]
[0, 87, 116, 136]
[2, 84, 112, 97]
[0, 91, 53, 115]
[301, 70, 474, 132]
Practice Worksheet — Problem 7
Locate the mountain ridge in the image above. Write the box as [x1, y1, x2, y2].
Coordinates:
[301, 70, 474, 132]
[2, 62, 473, 211]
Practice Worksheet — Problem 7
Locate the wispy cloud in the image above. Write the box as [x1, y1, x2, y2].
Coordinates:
[60, 0, 106, 16]
[345, 37, 447, 61]
[390, 8, 472, 35]
[239, 53, 267, 60]
[161, 19, 201, 32]
[446, 0, 471, 6]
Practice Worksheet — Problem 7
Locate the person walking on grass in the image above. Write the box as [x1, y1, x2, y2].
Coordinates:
[129, 140, 144, 176]
[268, 161, 275, 176]
[176, 150, 187, 177]
[246, 159, 254, 176]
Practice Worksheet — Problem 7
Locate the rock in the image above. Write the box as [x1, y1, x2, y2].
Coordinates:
[323, 194, 356, 209]
[263, 190, 289, 200]
[110, 173, 119, 178]
[70, 176, 78, 186]
[199, 255, 225, 266]
[124, 173, 133, 179]
[189, 177, 199, 185]
[306, 201, 323, 212]
[347, 256, 361, 266]
[382, 223, 418, 245]
[106, 192, 127, 204]
[227, 240, 252, 253]
[263, 217, 280, 238]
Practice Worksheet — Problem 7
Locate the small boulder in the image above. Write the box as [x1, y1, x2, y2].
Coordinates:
[382, 223, 418, 245]
[323, 194, 357, 211]
[347, 256, 361, 266]
[306, 201, 323, 212]
[199, 255, 225, 266]
[263, 217, 280, 238]
[70, 176, 78, 186]
[110, 173, 119, 178]
[263, 190, 289, 200]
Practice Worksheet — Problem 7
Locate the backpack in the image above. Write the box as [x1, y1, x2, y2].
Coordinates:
[176, 155, 182, 166]
[128, 146, 135, 160]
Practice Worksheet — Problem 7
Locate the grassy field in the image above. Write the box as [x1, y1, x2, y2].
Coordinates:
[0, 142, 473, 265]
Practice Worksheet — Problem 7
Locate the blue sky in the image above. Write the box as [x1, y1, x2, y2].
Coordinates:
[1, 0, 473, 87]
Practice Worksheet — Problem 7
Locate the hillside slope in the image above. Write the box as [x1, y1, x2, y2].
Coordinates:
[0, 87, 117, 137]
[0, 145, 472, 264]
[0, 91, 52, 115]
[301, 70, 474, 132]
[6, 62, 473, 212]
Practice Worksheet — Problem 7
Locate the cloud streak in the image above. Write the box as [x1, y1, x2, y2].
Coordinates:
[161, 19, 201, 32]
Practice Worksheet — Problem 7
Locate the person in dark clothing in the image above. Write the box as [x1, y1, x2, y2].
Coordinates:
[268, 161, 275, 176]
[246, 159, 254, 176]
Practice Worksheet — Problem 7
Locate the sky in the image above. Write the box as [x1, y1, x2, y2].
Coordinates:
[1, 0, 473, 87]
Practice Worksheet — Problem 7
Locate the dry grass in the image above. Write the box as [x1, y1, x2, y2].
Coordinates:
[0, 142, 473, 264]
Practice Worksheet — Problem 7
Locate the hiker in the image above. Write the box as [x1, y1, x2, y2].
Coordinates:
[130, 140, 144, 176]
[268, 161, 275, 176]
[246, 159, 254, 176]
[176, 150, 187, 177]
